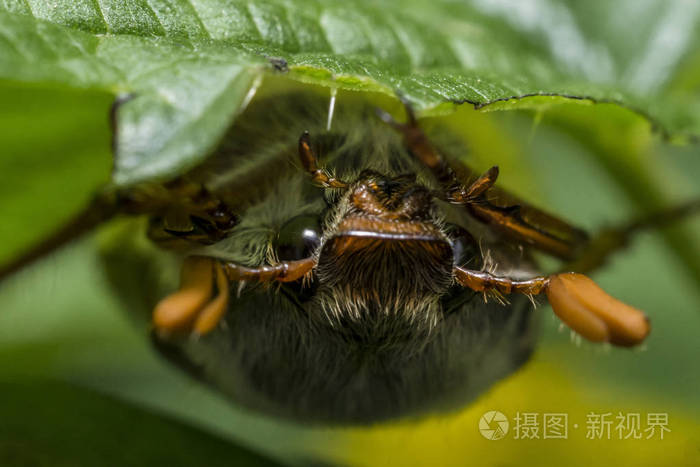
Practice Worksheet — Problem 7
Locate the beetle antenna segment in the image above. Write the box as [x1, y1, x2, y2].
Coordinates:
[298, 131, 349, 188]
[454, 267, 650, 347]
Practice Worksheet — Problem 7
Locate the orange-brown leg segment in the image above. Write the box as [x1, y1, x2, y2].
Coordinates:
[454, 267, 650, 347]
[376, 103, 465, 190]
[298, 131, 349, 188]
[377, 101, 589, 260]
[222, 257, 316, 282]
[153, 256, 316, 336]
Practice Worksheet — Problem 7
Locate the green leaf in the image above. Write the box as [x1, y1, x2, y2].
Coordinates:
[0, 380, 280, 467]
[0, 11, 263, 185]
[1, 0, 699, 187]
[0, 83, 112, 267]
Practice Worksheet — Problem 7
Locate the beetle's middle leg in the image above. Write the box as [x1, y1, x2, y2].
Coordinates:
[379, 99, 700, 269]
[153, 132, 344, 337]
[377, 100, 589, 260]
[116, 178, 239, 248]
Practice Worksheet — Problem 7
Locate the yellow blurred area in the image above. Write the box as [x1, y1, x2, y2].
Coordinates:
[314, 356, 699, 467]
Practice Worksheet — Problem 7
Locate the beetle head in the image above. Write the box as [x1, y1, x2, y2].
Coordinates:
[314, 171, 455, 336]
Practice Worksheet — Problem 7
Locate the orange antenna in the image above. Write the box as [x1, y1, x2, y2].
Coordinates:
[546, 273, 649, 347]
[454, 267, 650, 347]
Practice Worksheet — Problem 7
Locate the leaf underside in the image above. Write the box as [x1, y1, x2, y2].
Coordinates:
[1, 0, 698, 186]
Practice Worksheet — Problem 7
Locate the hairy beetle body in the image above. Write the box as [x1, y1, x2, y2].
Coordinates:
[131, 91, 540, 424]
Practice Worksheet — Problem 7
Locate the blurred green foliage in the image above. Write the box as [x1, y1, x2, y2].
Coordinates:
[0, 83, 112, 267]
[0, 381, 278, 467]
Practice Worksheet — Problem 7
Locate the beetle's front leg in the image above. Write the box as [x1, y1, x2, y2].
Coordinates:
[222, 257, 316, 283]
[454, 267, 650, 347]
[153, 256, 316, 336]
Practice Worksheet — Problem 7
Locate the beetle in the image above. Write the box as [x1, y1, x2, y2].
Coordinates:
[95, 89, 663, 425]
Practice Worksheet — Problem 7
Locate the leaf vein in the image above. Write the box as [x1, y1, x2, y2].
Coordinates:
[245, 1, 265, 45]
[384, 13, 416, 69]
[143, 0, 168, 36]
[183, 0, 211, 40]
[91, 0, 110, 33]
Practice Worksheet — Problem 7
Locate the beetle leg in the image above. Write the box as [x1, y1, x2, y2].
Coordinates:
[0, 178, 239, 279]
[222, 257, 316, 283]
[131, 180, 238, 247]
[377, 99, 589, 260]
[375, 100, 466, 189]
[454, 267, 549, 295]
[153, 256, 316, 336]
[0, 191, 119, 280]
[298, 131, 349, 188]
[454, 267, 650, 347]
[457, 166, 500, 201]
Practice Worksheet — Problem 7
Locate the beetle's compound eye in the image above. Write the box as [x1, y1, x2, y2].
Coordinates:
[446, 224, 480, 268]
[275, 215, 322, 261]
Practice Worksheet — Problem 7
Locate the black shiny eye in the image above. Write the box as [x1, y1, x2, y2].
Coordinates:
[275, 215, 322, 261]
[446, 224, 480, 269]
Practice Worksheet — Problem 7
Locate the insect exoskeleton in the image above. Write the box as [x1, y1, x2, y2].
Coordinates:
[102, 84, 649, 425]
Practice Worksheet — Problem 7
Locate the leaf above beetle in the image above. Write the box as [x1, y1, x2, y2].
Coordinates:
[1, 0, 699, 189]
